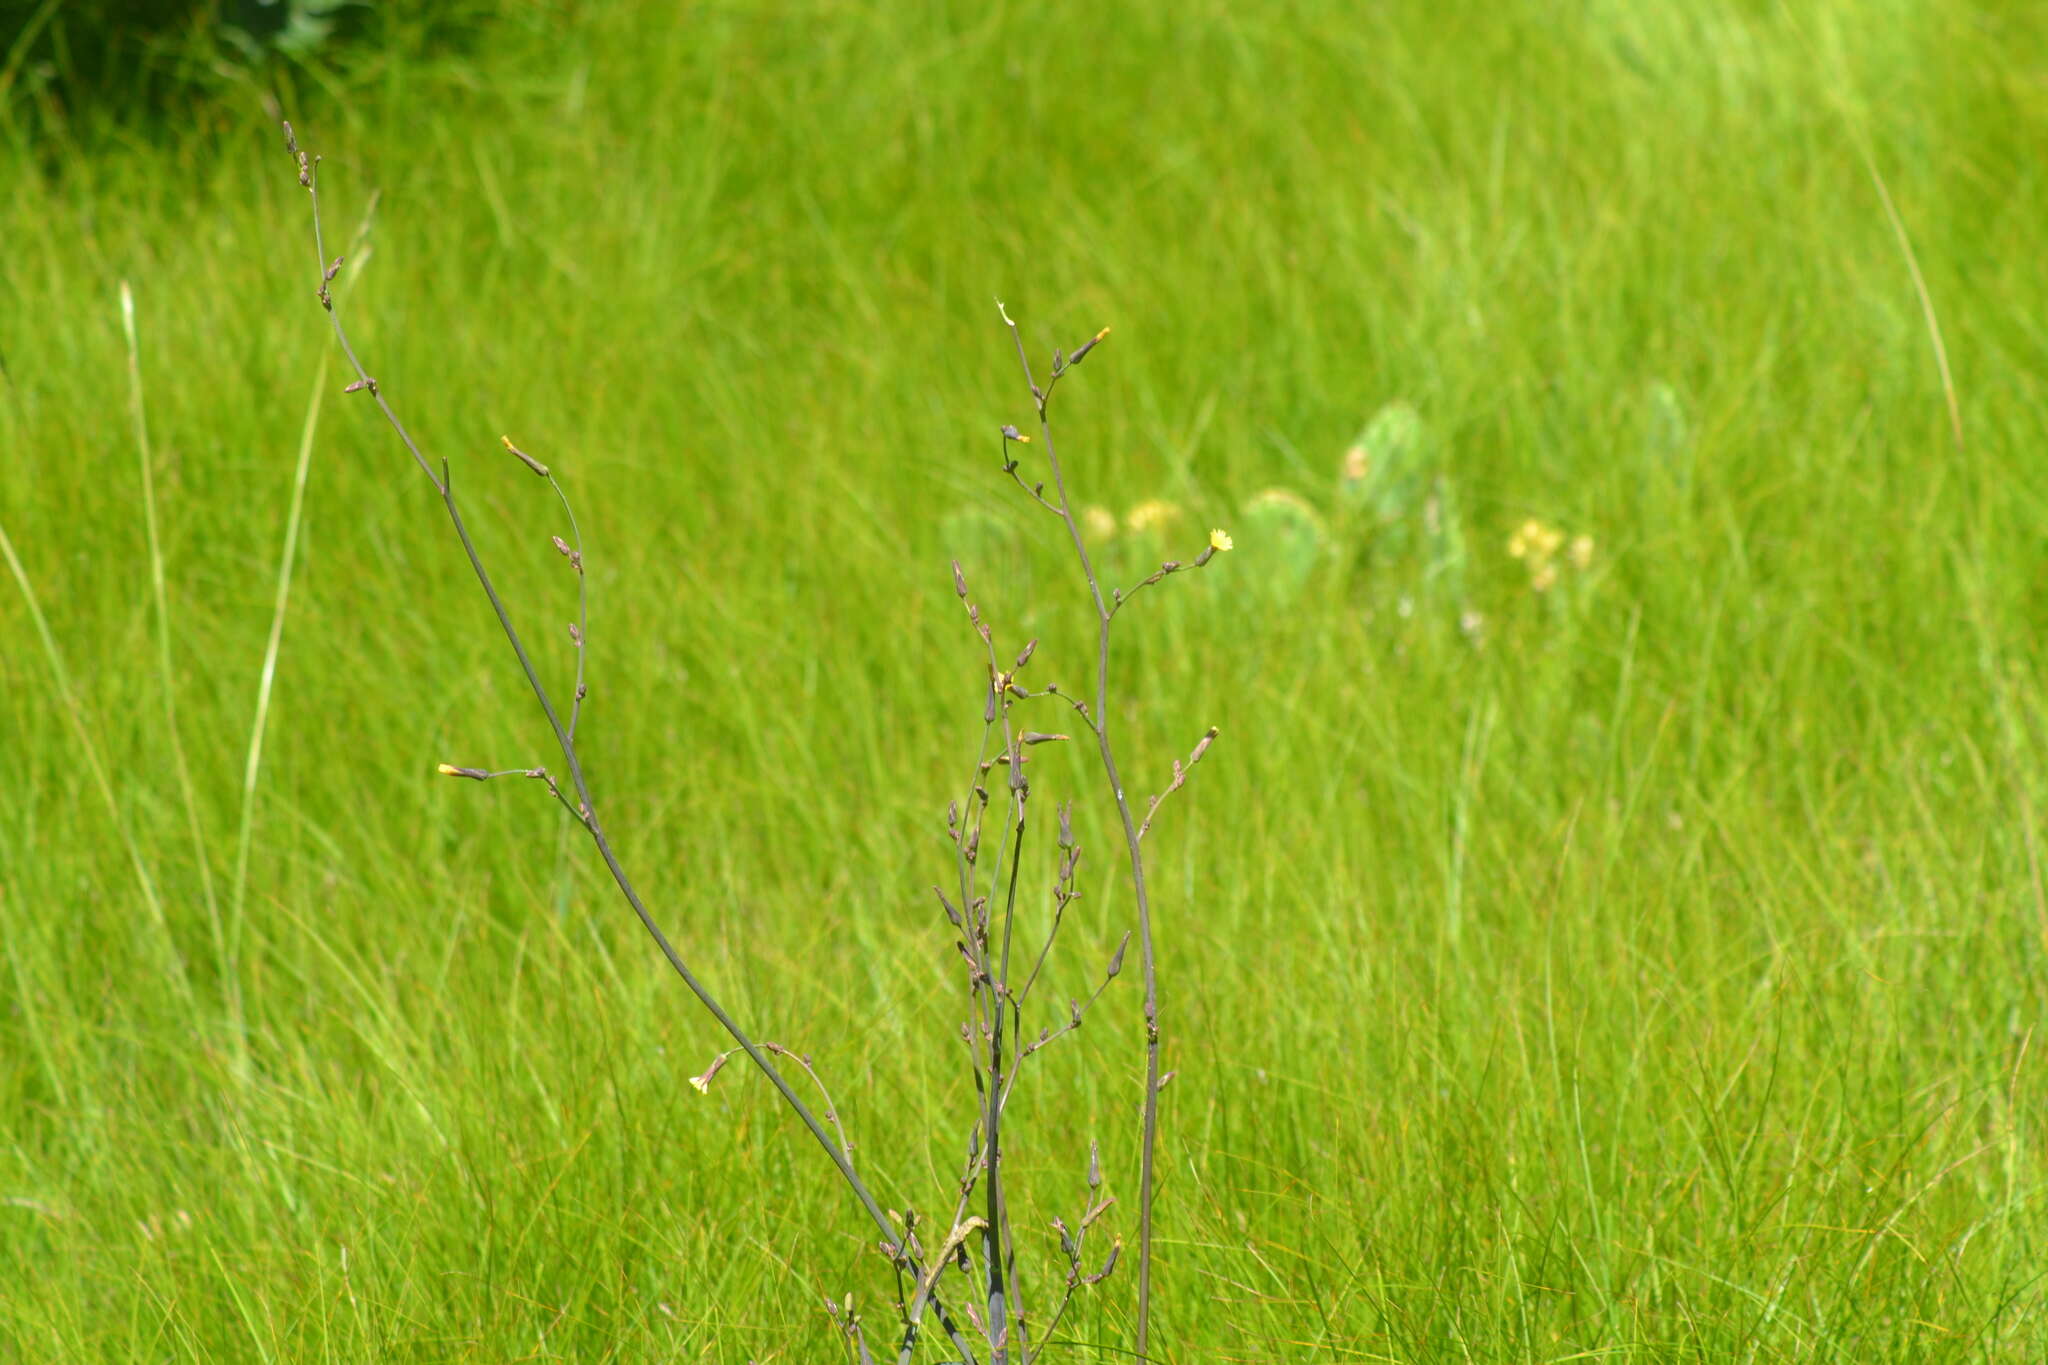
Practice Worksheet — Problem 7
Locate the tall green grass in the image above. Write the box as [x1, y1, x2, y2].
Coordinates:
[4, 1, 2047, 1358]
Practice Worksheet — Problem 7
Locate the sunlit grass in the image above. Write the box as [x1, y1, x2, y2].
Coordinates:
[3, 1, 2047, 1359]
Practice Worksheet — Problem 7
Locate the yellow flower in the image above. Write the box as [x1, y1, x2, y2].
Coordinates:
[436, 763, 461, 776]
[1569, 534, 1595, 570]
[1082, 505, 1117, 541]
[1126, 499, 1183, 534]
[1209, 528, 1234, 553]
[1531, 562, 1559, 593]
[1510, 519, 1572, 566]
[688, 1054, 727, 1093]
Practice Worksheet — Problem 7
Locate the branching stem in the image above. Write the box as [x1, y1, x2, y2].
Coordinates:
[283, 122, 979, 1365]
[997, 301, 1165, 1355]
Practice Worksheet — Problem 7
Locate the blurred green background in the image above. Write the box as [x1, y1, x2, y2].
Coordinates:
[5, 2, 2048, 1360]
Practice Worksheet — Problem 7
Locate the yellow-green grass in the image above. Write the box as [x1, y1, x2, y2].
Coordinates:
[4, 2, 2047, 1359]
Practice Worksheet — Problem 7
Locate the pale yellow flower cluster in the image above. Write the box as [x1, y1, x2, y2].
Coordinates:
[1507, 518, 1595, 593]
[1075, 499, 1233, 558]
[1125, 498, 1182, 534]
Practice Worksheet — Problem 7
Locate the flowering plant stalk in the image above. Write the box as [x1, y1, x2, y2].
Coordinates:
[993, 302, 1227, 1355]
[284, 121, 1225, 1361]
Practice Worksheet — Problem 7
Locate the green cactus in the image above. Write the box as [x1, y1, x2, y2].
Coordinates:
[1644, 380, 1691, 491]
[1238, 488, 1327, 607]
[1338, 400, 1431, 537]
[1420, 474, 1469, 604]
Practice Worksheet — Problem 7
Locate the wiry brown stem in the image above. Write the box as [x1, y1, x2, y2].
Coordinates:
[283, 122, 982, 1364]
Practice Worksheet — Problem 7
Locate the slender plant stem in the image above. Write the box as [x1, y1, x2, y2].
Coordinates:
[983, 792, 1031, 1363]
[284, 124, 981, 1363]
[540, 469, 587, 916]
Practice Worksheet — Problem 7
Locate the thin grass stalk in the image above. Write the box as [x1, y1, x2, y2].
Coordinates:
[0, 521, 190, 1001]
[122, 281, 227, 1021]
[225, 350, 327, 1068]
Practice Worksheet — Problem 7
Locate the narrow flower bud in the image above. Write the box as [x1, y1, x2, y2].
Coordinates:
[1106, 930, 1131, 978]
[1085, 1238, 1121, 1284]
[1069, 326, 1110, 365]
[501, 435, 549, 477]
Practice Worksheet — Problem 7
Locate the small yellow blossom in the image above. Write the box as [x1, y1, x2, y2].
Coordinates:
[1509, 518, 1573, 570]
[1531, 562, 1559, 593]
[1569, 534, 1595, 570]
[1082, 505, 1117, 541]
[1509, 518, 1548, 560]
[688, 1054, 726, 1093]
[1209, 528, 1234, 553]
[436, 763, 461, 776]
[1342, 445, 1369, 482]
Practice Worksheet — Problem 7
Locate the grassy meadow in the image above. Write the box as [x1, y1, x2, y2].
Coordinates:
[5, 1, 2048, 1358]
